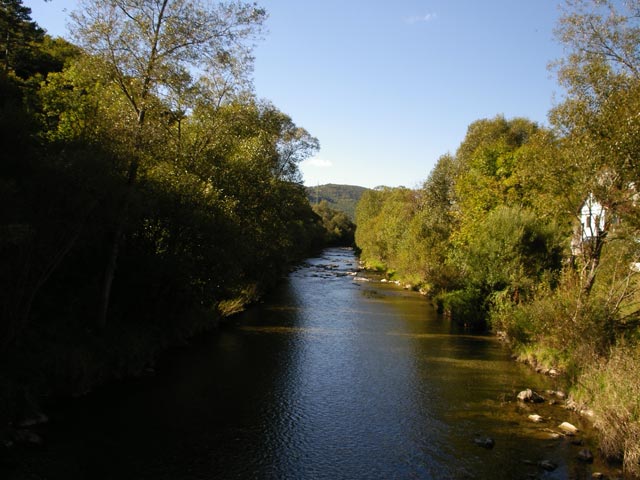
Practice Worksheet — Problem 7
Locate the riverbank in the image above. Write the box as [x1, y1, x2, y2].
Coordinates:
[1, 268, 289, 438]
[357, 250, 640, 479]
[511, 340, 640, 478]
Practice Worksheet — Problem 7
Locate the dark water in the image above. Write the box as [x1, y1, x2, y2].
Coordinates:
[9, 248, 614, 479]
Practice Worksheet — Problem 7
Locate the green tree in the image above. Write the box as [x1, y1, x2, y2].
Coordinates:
[454, 116, 539, 223]
[409, 153, 460, 292]
[313, 200, 356, 246]
[355, 187, 389, 268]
[461, 206, 563, 298]
[69, 0, 267, 327]
[0, 0, 43, 75]
[552, 0, 640, 295]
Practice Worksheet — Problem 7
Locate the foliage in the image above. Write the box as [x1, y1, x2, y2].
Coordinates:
[355, 187, 417, 273]
[0, 0, 43, 75]
[0, 0, 328, 423]
[354, 119, 565, 325]
[457, 205, 564, 299]
[312, 201, 356, 246]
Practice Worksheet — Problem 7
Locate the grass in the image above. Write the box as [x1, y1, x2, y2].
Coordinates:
[572, 341, 640, 477]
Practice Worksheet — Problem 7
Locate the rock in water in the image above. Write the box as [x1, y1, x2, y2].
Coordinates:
[517, 389, 545, 403]
[577, 448, 594, 463]
[558, 421, 579, 435]
[528, 414, 544, 423]
[473, 437, 495, 449]
[538, 460, 557, 471]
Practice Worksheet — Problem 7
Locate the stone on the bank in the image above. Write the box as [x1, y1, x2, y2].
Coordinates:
[517, 389, 544, 403]
[528, 414, 544, 423]
[473, 437, 495, 449]
[577, 448, 594, 463]
[559, 421, 579, 435]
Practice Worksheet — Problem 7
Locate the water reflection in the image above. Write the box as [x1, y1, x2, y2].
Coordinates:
[9, 248, 611, 479]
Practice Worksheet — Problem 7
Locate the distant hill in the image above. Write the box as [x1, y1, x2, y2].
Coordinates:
[306, 183, 368, 221]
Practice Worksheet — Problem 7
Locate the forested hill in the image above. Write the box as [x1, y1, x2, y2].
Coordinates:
[306, 184, 368, 220]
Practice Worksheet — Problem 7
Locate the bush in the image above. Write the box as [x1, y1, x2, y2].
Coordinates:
[437, 287, 486, 329]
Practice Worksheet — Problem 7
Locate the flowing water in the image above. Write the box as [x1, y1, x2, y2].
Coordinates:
[8, 248, 615, 479]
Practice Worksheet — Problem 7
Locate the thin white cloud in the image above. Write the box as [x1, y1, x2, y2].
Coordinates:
[405, 13, 437, 24]
[304, 157, 333, 168]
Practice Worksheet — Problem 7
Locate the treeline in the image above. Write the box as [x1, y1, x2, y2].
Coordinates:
[356, 1, 640, 475]
[312, 201, 356, 247]
[0, 0, 329, 420]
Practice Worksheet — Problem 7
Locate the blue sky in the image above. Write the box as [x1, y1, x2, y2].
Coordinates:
[28, 0, 566, 189]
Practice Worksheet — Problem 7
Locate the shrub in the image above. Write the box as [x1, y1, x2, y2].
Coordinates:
[437, 287, 486, 329]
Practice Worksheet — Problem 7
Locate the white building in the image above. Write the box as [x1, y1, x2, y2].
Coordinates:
[579, 193, 606, 241]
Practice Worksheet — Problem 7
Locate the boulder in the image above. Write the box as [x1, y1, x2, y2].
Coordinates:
[528, 414, 544, 423]
[558, 421, 579, 435]
[517, 389, 545, 403]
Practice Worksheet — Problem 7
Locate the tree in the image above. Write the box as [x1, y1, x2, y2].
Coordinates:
[313, 201, 356, 246]
[454, 116, 539, 223]
[409, 153, 460, 291]
[552, 0, 640, 295]
[0, 0, 43, 74]
[69, 0, 266, 328]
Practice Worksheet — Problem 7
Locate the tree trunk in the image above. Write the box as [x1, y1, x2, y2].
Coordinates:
[96, 154, 140, 330]
[582, 232, 606, 296]
[2, 224, 85, 352]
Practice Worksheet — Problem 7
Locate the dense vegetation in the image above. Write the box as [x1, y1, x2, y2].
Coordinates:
[311, 201, 356, 247]
[356, 0, 640, 475]
[0, 0, 330, 423]
[306, 183, 368, 220]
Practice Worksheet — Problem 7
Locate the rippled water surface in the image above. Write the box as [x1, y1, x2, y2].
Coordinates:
[11, 248, 613, 479]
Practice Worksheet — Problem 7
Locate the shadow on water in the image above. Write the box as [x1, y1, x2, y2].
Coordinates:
[6, 248, 618, 479]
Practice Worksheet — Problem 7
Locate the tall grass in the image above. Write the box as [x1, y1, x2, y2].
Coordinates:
[573, 342, 640, 477]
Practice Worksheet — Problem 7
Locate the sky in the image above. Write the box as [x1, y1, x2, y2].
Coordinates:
[28, 0, 567, 189]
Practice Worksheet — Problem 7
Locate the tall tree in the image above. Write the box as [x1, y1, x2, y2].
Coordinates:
[69, 0, 266, 328]
[553, 0, 640, 295]
[0, 0, 43, 74]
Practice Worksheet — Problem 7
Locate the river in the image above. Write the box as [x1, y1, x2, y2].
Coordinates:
[9, 248, 614, 479]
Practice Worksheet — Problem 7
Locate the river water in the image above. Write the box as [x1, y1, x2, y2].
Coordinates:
[10, 248, 613, 479]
